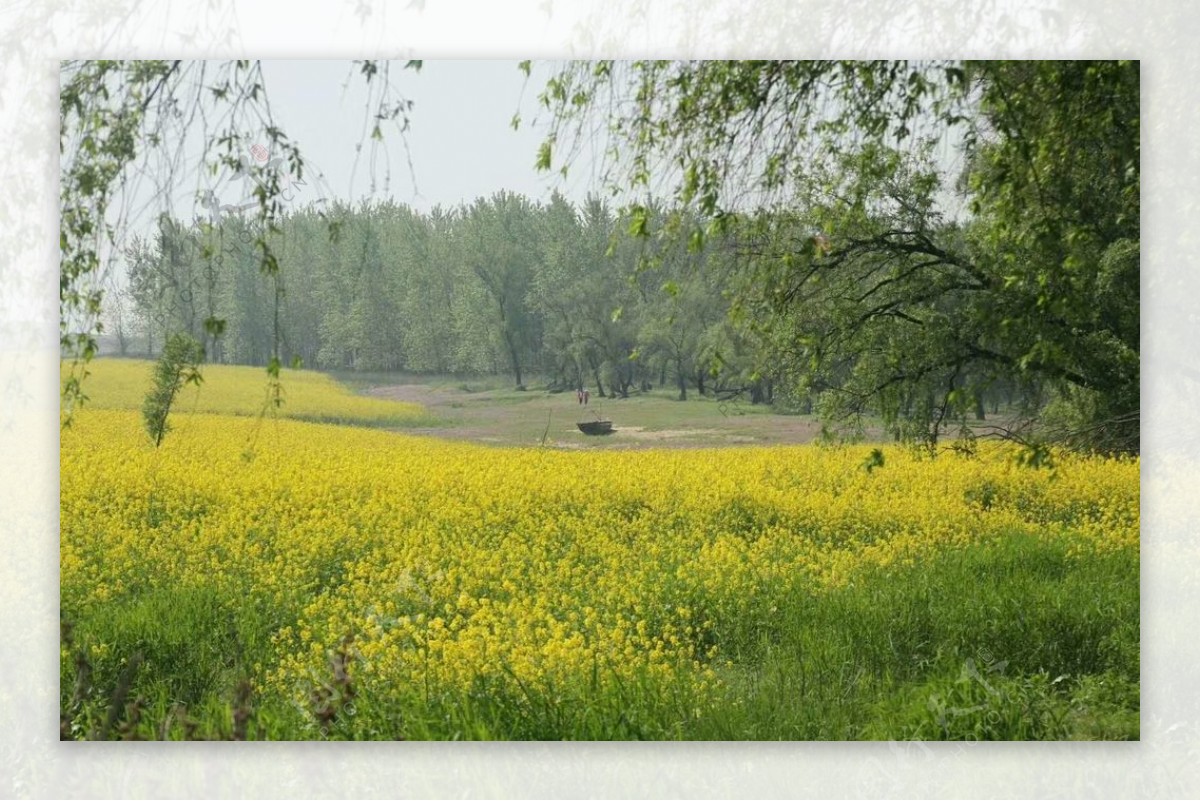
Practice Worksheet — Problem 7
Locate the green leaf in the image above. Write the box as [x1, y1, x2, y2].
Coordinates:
[535, 140, 552, 171]
[628, 206, 649, 237]
[203, 316, 227, 337]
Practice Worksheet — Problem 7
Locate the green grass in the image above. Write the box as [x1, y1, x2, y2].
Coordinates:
[331, 369, 537, 395]
[62, 530, 1138, 740]
[684, 532, 1138, 740]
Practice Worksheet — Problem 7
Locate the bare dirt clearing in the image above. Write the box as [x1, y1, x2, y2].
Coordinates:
[363, 381, 832, 449]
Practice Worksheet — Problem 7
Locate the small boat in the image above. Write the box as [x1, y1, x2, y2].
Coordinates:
[577, 420, 614, 436]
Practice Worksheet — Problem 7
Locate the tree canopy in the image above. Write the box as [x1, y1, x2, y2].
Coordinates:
[113, 192, 757, 404]
[535, 60, 1140, 452]
[59, 59, 419, 418]
[62, 59, 1139, 453]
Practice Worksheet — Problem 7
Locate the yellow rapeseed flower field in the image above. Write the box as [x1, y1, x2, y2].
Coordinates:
[63, 358, 425, 425]
[60, 396, 1139, 739]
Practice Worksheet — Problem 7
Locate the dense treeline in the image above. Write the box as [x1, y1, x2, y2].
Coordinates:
[70, 61, 1139, 452]
[108, 62, 1137, 451]
[536, 60, 1139, 452]
[117, 192, 769, 402]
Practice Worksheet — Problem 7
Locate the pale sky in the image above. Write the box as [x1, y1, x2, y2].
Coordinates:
[100, 59, 598, 300]
[104, 58, 968, 293]
[255, 59, 587, 213]
[251, 59, 966, 218]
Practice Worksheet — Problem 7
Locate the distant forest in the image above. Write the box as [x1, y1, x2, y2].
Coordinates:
[74, 62, 1137, 452]
[114, 193, 770, 403]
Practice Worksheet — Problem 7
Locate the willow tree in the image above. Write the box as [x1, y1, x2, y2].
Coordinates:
[534, 60, 1139, 452]
[59, 59, 419, 420]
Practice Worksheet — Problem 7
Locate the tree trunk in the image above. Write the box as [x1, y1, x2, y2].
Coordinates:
[588, 356, 605, 398]
[503, 331, 523, 389]
[975, 394, 987, 421]
[676, 358, 687, 401]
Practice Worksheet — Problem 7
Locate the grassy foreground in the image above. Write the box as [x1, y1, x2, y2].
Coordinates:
[61, 397, 1138, 740]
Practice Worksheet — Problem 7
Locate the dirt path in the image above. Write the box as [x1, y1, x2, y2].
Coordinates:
[363, 382, 834, 449]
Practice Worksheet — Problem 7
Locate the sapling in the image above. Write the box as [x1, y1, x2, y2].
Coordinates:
[142, 333, 205, 446]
